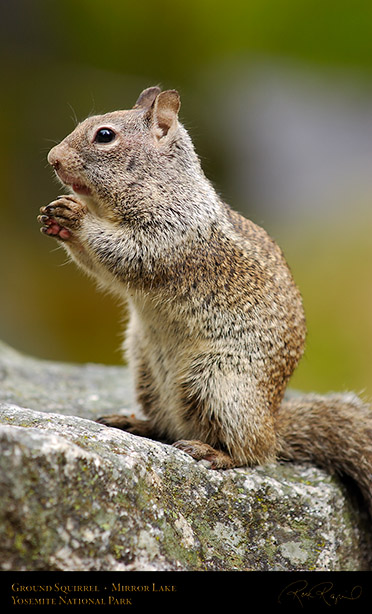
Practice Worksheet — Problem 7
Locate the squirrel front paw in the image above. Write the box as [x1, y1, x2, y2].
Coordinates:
[38, 195, 87, 241]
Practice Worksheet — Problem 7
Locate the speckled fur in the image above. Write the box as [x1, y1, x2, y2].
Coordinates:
[39, 87, 372, 515]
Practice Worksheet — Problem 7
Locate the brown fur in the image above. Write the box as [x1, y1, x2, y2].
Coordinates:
[39, 87, 372, 516]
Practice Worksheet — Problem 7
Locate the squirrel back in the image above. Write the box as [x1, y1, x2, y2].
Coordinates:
[40, 86, 372, 518]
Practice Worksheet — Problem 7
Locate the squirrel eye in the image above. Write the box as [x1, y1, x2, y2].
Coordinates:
[94, 128, 116, 144]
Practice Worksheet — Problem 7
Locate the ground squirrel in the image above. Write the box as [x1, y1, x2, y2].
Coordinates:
[39, 86, 372, 516]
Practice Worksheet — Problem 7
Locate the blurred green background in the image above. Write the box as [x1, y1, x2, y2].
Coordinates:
[1, 0, 371, 398]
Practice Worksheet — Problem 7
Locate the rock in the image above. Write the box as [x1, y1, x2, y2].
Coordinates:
[0, 340, 371, 571]
[0, 340, 135, 420]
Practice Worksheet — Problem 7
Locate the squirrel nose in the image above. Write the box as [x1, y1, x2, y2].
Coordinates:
[47, 146, 61, 169]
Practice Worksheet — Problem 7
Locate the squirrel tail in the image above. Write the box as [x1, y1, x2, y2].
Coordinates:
[275, 392, 372, 516]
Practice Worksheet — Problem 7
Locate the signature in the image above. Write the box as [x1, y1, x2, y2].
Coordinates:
[278, 580, 362, 608]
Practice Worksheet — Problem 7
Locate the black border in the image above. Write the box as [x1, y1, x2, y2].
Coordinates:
[2, 571, 371, 611]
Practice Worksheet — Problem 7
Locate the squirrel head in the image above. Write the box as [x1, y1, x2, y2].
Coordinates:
[47, 87, 201, 220]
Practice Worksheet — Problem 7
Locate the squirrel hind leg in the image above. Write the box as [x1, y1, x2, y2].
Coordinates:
[173, 440, 237, 469]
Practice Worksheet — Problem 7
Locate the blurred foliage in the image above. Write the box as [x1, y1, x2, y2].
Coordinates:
[280, 216, 372, 396]
[0, 0, 371, 398]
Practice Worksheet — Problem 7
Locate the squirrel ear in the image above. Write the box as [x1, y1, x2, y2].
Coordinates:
[133, 86, 162, 109]
[150, 90, 181, 139]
